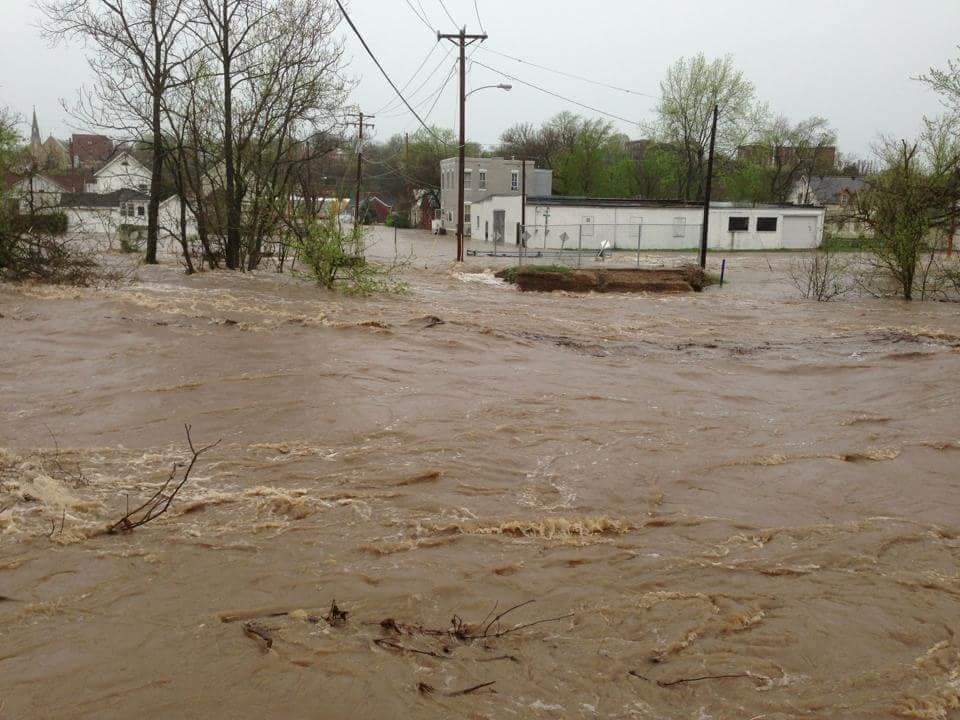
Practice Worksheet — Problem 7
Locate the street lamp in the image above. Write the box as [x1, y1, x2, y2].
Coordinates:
[465, 83, 512, 100]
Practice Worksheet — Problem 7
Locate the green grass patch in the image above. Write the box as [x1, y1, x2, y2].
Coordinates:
[820, 235, 871, 252]
[498, 264, 573, 284]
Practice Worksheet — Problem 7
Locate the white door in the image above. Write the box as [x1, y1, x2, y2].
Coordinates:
[782, 215, 815, 249]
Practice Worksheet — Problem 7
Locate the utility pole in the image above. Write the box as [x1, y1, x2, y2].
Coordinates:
[521, 159, 527, 247]
[346, 110, 375, 224]
[439, 27, 487, 262]
[699, 104, 719, 269]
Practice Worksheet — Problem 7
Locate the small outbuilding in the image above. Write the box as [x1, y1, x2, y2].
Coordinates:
[470, 195, 826, 251]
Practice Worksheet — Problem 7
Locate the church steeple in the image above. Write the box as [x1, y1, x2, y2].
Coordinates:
[31, 107, 41, 148]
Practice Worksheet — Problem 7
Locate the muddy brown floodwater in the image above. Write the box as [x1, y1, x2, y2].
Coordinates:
[2, 229, 960, 719]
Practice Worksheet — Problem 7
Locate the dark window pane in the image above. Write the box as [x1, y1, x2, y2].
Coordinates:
[757, 217, 777, 232]
[728, 216, 749, 231]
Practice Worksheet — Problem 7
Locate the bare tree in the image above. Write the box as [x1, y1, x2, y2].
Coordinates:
[41, 0, 201, 265]
[190, 0, 348, 270]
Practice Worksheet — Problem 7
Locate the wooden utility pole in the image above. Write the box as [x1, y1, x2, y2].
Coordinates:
[347, 110, 375, 224]
[521, 159, 527, 247]
[439, 27, 487, 262]
[699, 104, 719, 269]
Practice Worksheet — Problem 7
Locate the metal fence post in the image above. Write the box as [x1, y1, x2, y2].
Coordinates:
[578, 224, 582, 268]
[636, 223, 642, 268]
[518, 224, 524, 267]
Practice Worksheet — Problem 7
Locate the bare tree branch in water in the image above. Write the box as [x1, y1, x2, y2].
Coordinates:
[107, 424, 220, 533]
[629, 669, 757, 687]
[380, 599, 574, 644]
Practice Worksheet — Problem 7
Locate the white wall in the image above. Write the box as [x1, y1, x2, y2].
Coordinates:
[158, 196, 198, 257]
[64, 206, 148, 239]
[11, 176, 63, 213]
[88, 154, 151, 193]
[471, 197, 825, 250]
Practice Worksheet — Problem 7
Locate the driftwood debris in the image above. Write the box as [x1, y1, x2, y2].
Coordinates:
[323, 599, 349, 627]
[242, 622, 274, 652]
[107, 425, 220, 534]
[380, 600, 571, 643]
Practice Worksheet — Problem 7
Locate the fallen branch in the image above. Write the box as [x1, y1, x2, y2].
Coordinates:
[107, 425, 220, 534]
[378, 600, 573, 650]
[373, 638, 450, 660]
[628, 670, 755, 687]
[219, 607, 303, 623]
[418, 680, 495, 696]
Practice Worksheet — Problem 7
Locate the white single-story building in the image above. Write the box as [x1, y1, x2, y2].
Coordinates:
[60, 189, 150, 236]
[471, 195, 826, 251]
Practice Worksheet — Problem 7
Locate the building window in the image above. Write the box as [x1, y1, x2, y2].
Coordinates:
[511, 170, 519, 191]
[479, 169, 486, 189]
[728, 217, 749, 232]
[840, 193, 849, 207]
[756, 217, 777, 232]
[464, 204, 471, 222]
[464, 170, 472, 190]
[137, 205, 145, 217]
[672, 217, 686, 238]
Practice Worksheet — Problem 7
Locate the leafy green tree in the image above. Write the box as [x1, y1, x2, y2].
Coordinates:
[648, 53, 764, 201]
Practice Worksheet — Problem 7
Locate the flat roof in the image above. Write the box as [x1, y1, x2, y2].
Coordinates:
[525, 196, 823, 210]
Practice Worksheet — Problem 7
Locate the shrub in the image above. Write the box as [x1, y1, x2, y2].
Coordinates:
[118, 224, 145, 253]
[11, 212, 68, 236]
[787, 246, 852, 301]
[385, 212, 411, 229]
[293, 214, 406, 294]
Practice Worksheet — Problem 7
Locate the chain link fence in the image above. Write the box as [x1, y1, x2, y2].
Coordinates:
[478, 222, 705, 268]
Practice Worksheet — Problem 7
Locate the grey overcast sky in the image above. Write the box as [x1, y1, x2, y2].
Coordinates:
[2, 0, 958, 158]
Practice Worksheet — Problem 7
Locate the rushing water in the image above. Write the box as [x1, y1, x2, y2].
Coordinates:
[2, 230, 959, 719]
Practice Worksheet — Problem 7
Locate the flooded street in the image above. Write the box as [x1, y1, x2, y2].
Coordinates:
[2, 228, 959, 719]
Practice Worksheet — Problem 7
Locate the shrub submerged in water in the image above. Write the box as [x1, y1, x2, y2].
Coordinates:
[293, 215, 407, 295]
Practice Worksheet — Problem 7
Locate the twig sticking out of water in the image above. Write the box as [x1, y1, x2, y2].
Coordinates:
[107, 425, 220, 534]
[42, 424, 87, 487]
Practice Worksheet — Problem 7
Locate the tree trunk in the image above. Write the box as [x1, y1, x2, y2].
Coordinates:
[145, 20, 162, 265]
[222, 2, 240, 269]
[179, 193, 194, 274]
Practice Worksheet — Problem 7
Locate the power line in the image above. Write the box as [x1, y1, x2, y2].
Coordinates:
[404, 0, 435, 33]
[471, 59, 642, 126]
[373, 42, 440, 115]
[436, 0, 458, 26]
[477, 46, 654, 97]
[380, 58, 457, 119]
[378, 45, 453, 117]
[473, 0, 485, 34]
[334, 0, 450, 145]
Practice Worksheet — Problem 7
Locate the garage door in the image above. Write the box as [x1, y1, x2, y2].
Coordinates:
[781, 215, 817, 249]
